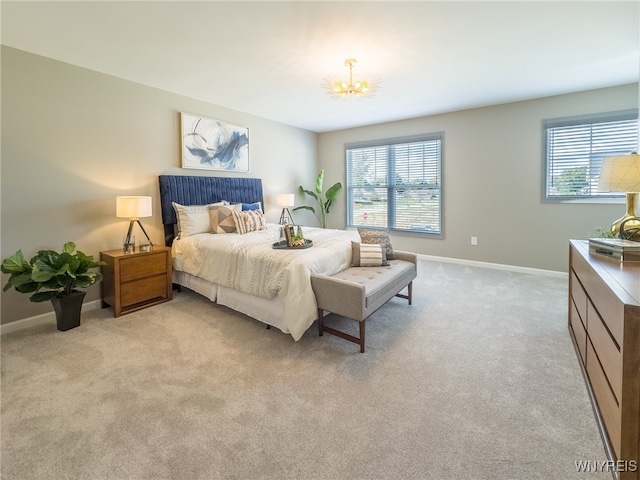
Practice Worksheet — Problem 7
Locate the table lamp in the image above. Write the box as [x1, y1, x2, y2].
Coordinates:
[598, 153, 640, 239]
[116, 196, 153, 250]
[276, 194, 295, 225]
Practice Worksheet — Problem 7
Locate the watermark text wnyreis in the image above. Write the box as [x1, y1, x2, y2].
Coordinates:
[575, 460, 638, 473]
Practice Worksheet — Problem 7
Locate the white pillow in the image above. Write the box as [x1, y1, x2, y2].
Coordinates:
[172, 201, 227, 238]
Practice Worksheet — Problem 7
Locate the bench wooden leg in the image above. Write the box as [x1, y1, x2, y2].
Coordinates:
[395, 281, 413, 305]
[317, 313, 367, 353]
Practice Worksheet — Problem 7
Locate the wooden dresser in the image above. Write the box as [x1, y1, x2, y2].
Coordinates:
[569, 240, 640, 479]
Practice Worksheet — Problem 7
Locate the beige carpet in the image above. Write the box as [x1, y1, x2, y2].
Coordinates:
[1, 260, 610, 480]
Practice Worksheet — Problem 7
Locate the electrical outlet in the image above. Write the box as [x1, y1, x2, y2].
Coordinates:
[471, 236, 478, 246]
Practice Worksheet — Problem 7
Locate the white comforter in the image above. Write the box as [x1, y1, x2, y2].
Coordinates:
[172, 224, 359, 340]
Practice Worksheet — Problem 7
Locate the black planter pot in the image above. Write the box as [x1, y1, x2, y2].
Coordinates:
[51, 291, 86, 331]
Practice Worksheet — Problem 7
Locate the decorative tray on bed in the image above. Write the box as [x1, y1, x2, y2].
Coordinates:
[272, 239, 313, 249]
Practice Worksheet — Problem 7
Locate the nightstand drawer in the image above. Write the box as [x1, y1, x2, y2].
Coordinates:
[121, 275, 168, 307]
[120, 253, 167, 283]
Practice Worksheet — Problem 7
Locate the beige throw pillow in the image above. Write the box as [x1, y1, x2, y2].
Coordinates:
[209, 204, 242, 234]
[351, 241, 389, 267]
[358, 228, 396, 259]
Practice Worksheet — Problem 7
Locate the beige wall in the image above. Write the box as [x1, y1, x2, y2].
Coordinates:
[1, 47, 318, 324]
[2, 45, 637, 326]
[318, 84, 638, 272]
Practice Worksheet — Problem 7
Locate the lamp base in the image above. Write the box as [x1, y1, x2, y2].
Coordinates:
[124, 219, 154, 247]
[610, 192, 639, 240]
[279, 208, 293, 225]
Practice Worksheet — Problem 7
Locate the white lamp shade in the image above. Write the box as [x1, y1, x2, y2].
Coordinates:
[598, 154, 640, 192]
[276, 194, 295, 207]
[116, 196, 153, 218]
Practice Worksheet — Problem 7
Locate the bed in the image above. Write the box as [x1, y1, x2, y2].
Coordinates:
[158, 175, 359, 340]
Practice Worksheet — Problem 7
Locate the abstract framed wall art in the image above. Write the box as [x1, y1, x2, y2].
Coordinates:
[180, 112, 249, 172]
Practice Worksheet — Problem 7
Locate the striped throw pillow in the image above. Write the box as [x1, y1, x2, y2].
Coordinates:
[351, 241, 389, 267]
[232, 210, 267, 235]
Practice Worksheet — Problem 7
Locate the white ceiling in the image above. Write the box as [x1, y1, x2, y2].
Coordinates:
[2, 1, 638, 133]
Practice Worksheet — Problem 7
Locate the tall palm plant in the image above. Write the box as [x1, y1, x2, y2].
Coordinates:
[293, 170, 342, 228]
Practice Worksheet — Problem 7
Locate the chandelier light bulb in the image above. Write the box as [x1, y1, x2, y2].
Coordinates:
[326, 58, 377, 98]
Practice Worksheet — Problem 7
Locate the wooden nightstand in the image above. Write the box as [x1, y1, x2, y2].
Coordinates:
[100, 246, 172, 317]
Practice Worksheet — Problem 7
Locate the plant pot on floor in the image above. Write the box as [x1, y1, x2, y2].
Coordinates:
[51, 291, 86, 331]
[2, 242, 105, 331]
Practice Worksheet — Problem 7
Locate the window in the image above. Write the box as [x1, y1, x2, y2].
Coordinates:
[544, 110, 638, 200]
[346, 133, 442, 235]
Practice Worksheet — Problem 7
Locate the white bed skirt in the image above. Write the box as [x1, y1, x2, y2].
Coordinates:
[173, 270, 289, 334]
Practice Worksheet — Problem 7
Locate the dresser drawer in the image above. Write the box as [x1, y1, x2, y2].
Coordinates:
[586, 339, 621, 458]
[588, 301, 622, 403]
[120, 253, 167, 283]
[570, 270, 587, 329]
[571, 248, 624, 345]
[570, 299, 587, 364]
[121, 275, 168, 307]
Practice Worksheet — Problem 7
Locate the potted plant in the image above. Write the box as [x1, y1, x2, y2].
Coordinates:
[1, 242, 105, 331]
[293, 170, 342, 228]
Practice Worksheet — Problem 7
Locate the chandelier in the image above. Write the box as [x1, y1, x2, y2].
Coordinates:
[327, 58, 376, 98]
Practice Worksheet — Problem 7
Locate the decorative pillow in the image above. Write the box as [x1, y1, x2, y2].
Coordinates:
[351, 241, 389, 267]
[209, 204, 242, 234]
[232, 210, 267, 235]
[358, 228, 396, 260]
[173, 202, 226, 238]
[242, 202, 262, 212]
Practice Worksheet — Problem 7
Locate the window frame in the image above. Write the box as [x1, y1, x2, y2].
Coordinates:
[345, 132, 444, 237]
[542, 109, 638, 203]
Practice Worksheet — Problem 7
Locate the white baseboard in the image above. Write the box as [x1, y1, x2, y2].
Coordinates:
[416, 253, 568, 279]
[0, 299, 103, 336]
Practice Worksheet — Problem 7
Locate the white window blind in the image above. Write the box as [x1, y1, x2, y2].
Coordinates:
[545, 111, 638, 199]
[346, 134, 442, 235]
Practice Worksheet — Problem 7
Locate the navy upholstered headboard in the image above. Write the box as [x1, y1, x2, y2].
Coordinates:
[158, 175, 264, 246]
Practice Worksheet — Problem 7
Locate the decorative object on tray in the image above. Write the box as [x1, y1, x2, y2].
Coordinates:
[273, 224, 312, 249]
[180, 112, 249, 172]
[588, 237, 640, 262]
[293, 170, 342, 228]
[1, 242, 106, 331]
[272, 239, 313, 250]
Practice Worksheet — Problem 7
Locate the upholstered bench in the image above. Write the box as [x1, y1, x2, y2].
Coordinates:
[310, 251, 417, 352]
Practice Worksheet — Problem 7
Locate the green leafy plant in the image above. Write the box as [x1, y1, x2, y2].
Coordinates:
[588, 227, 615, 239]
[293, 170, 342, 228]
[1, 242, 105, 302]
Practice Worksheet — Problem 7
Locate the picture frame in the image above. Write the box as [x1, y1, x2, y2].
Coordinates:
[180, 112, 249, 172]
